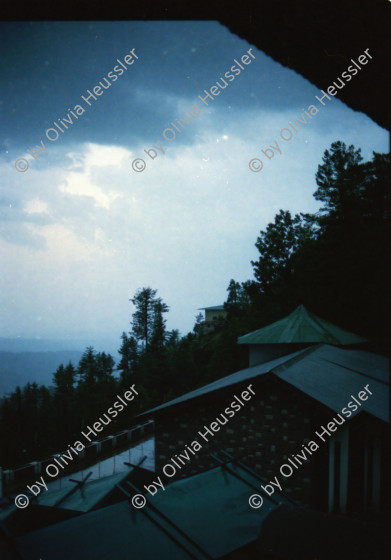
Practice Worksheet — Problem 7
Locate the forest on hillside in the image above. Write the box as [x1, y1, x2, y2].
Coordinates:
[0, 141, 389, 469]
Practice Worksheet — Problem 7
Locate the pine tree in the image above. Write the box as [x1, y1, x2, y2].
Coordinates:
[117, 331, 139, 385]
[130, 287, 157, 348]
[251, 210, 314, 292]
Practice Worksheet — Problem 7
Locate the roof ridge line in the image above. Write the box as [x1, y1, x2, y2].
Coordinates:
[237, 314, 288, 342]
[322, 357, 389, 386]
[271, 343, 322, 375]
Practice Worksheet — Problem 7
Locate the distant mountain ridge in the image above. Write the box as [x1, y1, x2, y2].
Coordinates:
[0, 336, 120, 354]
[0, 350, 84, 397]
[0, 337, 122, 397]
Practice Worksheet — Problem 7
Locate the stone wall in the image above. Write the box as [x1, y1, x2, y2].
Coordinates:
[153, 377, 329, 507]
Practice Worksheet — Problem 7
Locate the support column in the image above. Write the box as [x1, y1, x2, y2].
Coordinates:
[328, 423, 349, 513]
[328, 439, 335, 512]
[372, 433, 381, 509]
[339, 424, 349, 514]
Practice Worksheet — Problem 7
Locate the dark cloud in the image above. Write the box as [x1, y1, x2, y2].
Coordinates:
[1, 21, 317, 153]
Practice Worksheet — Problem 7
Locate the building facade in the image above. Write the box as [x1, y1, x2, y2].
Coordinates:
[142, 323, 388, 515]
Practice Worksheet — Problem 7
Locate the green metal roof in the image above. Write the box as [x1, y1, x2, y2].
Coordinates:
[15, 460, 293, 560]
[237, 305, 367, 345]
[150, 460, 289, 558]
[17, 500, 202, 560]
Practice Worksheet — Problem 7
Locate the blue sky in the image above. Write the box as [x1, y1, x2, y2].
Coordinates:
[0, 21, 388, 347]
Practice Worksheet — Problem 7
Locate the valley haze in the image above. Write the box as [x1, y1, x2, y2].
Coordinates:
[0, 337, 121, 397]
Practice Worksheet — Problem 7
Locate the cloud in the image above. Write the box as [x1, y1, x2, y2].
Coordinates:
[0, 79, 388, 339]
[59, 143, 127, 209]
[24, 198, 50, 215]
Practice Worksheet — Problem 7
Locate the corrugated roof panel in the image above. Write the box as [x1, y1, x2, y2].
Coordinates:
[238, 305, 367, 345]
[16, 461, 291, 560]
[151, 461, 291, 558]
[316, 346, 388, 383]
[273, 346, 389, 423]
[16, 500, 204, 560]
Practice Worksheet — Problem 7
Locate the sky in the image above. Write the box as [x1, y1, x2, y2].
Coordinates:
[0, 21, 388, 349]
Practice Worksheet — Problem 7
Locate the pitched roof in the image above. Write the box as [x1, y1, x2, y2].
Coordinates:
[198, 305, 225, 311]
[17, 499, 201, 560]
[140, 344, 389, 423]
[15, 460, 293, 560]
[272, 344, 388, 422]
[237, 305, 367, 345]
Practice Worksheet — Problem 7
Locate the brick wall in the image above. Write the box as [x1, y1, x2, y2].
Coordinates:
[153, 377, 329, 507]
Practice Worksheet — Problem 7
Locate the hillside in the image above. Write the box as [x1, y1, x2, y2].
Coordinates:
[0, 351, 83, 397]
